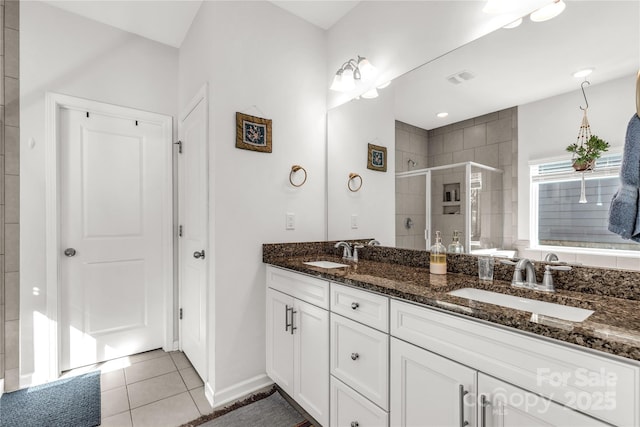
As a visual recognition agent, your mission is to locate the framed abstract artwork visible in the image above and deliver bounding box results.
[236,112,272,153]
[367,143,387,172]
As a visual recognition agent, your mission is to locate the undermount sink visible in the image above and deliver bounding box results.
[448,288,594,322]
[304,260,349,269]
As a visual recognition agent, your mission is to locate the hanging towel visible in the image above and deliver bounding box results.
[608,113,640,242]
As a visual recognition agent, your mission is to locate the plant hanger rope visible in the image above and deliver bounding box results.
[577,80,591,204]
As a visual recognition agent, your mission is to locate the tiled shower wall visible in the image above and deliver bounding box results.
[395,121,428,250]
[427,108,518,249]
[1,0,19,391]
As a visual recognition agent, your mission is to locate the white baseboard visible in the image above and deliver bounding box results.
[212,373,274,409]
[204,381,215,408]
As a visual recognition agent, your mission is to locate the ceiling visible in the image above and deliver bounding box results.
[393,1,640,130]
[44,0,359,48]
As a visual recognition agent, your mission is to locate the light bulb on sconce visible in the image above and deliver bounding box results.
[503,18,522,29]
[330,54,381,93]
[361,88,379,99]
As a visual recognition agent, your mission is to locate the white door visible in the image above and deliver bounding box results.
[178,91,208,381]
[60,106,170,371]
[266,288,295,395]
[391,337,477,427]
[294,299,329,427]
[478,374,609,427]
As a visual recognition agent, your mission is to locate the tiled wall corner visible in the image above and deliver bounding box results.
[428,107,518,249]
[2,0,18,391]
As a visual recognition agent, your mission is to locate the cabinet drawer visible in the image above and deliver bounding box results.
[331,314,389,410]
[267,265,329,309]
[331,376,388,427]
[391,299,640,427]
[331,283,389,332]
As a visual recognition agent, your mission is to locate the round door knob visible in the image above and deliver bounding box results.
[64,248,77,257]
[193,250,205,259]
[351,302,359,310]
[350,352,359,361]
[351,422,359,427]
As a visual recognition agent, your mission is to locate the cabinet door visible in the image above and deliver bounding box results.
[266,288,295,396]
[294,298,329,427]
[391,337,476,427]
[478,373,609,427]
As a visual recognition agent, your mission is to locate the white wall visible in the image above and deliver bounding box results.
[518,74,638,268]
[178,1,327,404]
[20,1,179,384]
[327,89,395,245]
[326,0,550,109]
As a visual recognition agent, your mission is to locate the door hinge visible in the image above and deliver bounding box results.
[180,308,183,320]
[179,225,183,237]
[174,140,183,154]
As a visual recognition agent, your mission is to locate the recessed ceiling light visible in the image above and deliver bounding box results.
[503,18,522,29]
[437,112,449,118]
[573,68,593,78]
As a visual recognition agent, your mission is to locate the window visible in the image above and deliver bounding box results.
[530,154,639,252]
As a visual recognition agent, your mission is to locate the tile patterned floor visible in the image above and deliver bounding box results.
[61,349,212,427]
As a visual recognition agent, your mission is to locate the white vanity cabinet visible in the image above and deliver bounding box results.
[390,299,639,427]
[390,337,476,427]
[266,265,639,427]
[266,266,329,426]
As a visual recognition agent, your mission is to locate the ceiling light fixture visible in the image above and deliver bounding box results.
[530,0,566,22]
[573,68,593,78]
[503,18,522,29]
[361,88,379,99]
[437,112,449,118]
[330,55,377,92]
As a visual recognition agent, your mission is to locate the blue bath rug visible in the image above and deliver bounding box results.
[0,371,101,427]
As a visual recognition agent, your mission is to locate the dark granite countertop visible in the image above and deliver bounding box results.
[265,253,640,363]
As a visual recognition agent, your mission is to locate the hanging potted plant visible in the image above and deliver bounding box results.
[566,135,610,171]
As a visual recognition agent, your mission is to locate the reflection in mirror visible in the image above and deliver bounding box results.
[396,162,506,254]
[327,1,639,267]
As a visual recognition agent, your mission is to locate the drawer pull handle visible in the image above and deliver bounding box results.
[459,385,469,427]
[351,422,359,427]
[351,302,360,310]
[350,352,359,361]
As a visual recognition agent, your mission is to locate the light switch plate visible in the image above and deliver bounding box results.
[286,213,295,230]
[351,214,358,229]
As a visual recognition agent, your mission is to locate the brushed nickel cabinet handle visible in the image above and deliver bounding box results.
[351,302,359,310]
[459,385,469,427]
[350,352,359,361]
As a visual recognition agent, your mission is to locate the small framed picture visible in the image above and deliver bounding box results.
[367,143,387,172]
[236,112,272,153]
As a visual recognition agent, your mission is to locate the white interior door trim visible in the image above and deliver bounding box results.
[45,92,174,380]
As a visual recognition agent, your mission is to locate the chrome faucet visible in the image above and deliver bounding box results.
[515,258,538,288]
[335,241,364,262]
[334,241,353,260]
[367,239,381,246]
[501,258,571,292]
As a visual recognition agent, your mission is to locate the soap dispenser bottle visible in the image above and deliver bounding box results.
[430,231,447,275]
[448,230,464,254]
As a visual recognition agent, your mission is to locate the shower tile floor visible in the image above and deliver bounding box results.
[61,349,212,427]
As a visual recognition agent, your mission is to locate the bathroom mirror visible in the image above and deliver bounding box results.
[327,1,639,260]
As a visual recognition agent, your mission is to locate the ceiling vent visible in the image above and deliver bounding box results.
[446,70,475,85]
